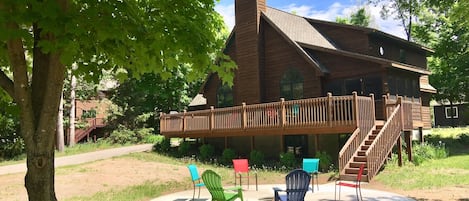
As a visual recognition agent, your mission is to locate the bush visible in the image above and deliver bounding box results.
[199,144,215,161]
[412,142,448,165]
[178,141,191,157]
[249,150,265,167]
[107,125,155,145]
[143,134,161,144]
[279,152,297,168]
[152,136,170,153]
[0,114,23,160]
[220,148,236,165]
[457,133,469,144]
[315,151,333,172]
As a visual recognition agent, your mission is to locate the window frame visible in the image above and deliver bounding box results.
[445,106,458,119]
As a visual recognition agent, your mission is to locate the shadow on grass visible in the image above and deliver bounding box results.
[425,133,469,156]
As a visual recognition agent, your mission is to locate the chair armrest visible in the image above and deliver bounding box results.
[226,186,242,191]
[272,187,285,192]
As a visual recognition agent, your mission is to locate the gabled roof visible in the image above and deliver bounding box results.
[264,7,336,50]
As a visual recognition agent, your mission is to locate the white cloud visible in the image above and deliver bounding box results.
[215,1,407,39]
[215,3,235,31]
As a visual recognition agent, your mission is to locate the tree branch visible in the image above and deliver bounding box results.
[0,70,14,97]
[6,21,35,146]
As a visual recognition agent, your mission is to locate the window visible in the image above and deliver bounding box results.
[445,107,458,119]
[217,84,233,108]
[399,49,406,63]
[280,68,303,100]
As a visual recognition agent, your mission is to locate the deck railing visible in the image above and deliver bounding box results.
[365,97,403,181]
[75,118,105,142]
[383,94,421,130]
[338,94,376,174]
[160,93,374,135]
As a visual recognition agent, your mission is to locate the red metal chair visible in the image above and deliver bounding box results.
[335,164,365,201]
[233,159,258,191]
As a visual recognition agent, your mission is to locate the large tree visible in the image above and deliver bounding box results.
[411,0,468,104]
[0,0,233,200]
[336,7,371,27]
[369,0,423,41]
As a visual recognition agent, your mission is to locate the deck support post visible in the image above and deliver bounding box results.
[314,134,319,154]
[397,134,403,167]
[418,127,424,144]
[405,131,413,162]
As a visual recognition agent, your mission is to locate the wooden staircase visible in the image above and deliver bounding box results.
[340,123,383,182]
[339,96,407,182]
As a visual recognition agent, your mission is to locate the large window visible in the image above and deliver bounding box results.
[217,84,233,108]
[280,68,304,100]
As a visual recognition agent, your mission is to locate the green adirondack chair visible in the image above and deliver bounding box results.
[201,170,244,201]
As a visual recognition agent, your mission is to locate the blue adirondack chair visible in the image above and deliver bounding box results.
[273,169,311,201]
[187,164,205,200]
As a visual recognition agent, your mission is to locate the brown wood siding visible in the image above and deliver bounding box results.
[262,22,322,102]
[369,36,427,68]
[204,74,220,108]
[311,23,369,54]
[312,50,383,80]
[421,93,432,128]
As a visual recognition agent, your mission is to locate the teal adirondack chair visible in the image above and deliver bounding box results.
[187,164,205,200]
[201,170,244,201]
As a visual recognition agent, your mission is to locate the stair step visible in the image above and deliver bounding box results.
[339,174,369,182]
[368,135,377,140]
[364,140,374,145]
[357,151,366,156]
[361,145,369,150]
[353,156,367,162]
[349,162,367,168]
[375,120,385,127]
[372,130,380,134]
[345,168,368,175]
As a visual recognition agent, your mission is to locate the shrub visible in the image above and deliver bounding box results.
[134,127,154,142]
[220,148,236,165]
[178,141,191,157]
[143,134,161,144]
[412,142,448,165]
[315,151,333,172]
[152,135,171,153]
[0,114,23,159]
[457,133,469,144]
[107,126,136,144]
[199,144,215,161]
[279,152,297,168]
[249,150,265,167]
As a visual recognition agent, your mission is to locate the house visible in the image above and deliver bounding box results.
[433,102,468,127]
[160,0,435,181]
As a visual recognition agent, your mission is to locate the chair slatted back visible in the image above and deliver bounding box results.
[285,169,311,201]
[202,170,226,200]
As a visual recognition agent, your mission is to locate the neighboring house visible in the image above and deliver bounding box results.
[72,96,111,143]
[433,102,468,127]
[160,0,436,181]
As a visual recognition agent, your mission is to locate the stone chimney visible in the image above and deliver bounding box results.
[234,0,266,104]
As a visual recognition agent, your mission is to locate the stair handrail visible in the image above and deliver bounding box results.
[365,99,403,181]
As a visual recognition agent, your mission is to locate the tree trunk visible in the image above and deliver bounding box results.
[57,92,65,152]
[69,71,77,146]
[25,147,57,201]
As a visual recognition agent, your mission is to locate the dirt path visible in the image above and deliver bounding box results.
[0,158,188,201]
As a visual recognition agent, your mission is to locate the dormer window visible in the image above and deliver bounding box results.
[379,46,384,56]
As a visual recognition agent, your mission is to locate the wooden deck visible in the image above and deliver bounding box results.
[160,93,424,182]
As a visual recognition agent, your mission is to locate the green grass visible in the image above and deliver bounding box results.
[375,154,469,190]
[375,126,469,190]
[65,181,185,201]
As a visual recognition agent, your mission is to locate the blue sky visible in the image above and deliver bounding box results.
[215,0,407,39]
